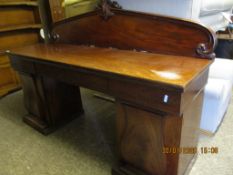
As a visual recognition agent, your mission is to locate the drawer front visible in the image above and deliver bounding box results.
[35,62,108,93]
[0,7,36,27]
[109,79,181,115]
[0,30,39,51]
[0,63,18,87]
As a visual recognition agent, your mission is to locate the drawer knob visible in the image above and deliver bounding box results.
[163,95,169,103]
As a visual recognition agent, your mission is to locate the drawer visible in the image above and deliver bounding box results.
[0,7,36,28]
[0,30,39,51]
[109,79,181,115]
[35,62,108,93]
[8,55,36,74]
[0,63,18,88]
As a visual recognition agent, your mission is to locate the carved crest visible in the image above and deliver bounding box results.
[98,0,122,20]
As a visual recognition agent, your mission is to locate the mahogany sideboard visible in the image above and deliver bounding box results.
[7,2,216,175]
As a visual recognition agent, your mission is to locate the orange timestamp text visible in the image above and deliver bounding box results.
[162,147,218,154]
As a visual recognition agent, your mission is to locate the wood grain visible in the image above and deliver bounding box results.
[0,30,39,51]
[0,53,20,95]
[178,90,204,174]
[9,45,210,174]
[115,89,204,175]
[20,73,84,135]
[0,62,18,88]
[0,24,42,33]
[0,0,41,97]
[9,43,212,89]
[7,7,215,175]
[52,9,216,59]
[0,6,37,27]
[48,0,65,23]
[0,1,38,7]
[116,102,177,175]
[0,30,39,96]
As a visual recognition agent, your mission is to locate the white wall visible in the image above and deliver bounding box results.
[115,0,195,19]
[115,0,233,31]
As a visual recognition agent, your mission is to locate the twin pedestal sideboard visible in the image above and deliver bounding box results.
[8,5,216,175]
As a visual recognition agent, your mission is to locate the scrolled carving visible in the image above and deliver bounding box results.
[196,43,215,60]
[108,0,122,9]
[50,32,60,41]
[98,0,122,20]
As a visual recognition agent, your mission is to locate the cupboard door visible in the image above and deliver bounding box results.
[0,59,20,96]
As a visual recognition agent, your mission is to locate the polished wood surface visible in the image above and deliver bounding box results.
[114,93,205,175]
[116,102,181,175]
[9,43,212,89]
[9,43,210,174]
[51,9,216,59]
[0,6,37,27]
[0,24,42,33]
[0,1,38,6]
[0,30,39,50]
[9,51,209,175]
[8,5,216,175]
[178,90,204,174]
[20,74,83,134]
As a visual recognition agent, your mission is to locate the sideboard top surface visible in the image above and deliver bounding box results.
[9,43,212,90]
